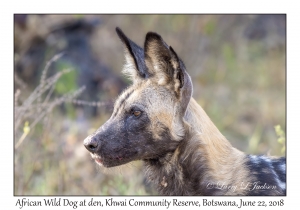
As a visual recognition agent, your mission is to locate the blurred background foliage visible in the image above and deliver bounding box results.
[14,14,286,195]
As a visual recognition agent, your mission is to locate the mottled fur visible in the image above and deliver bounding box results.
[83,28,286,195]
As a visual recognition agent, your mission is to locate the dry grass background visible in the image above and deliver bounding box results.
[14,14,285,195]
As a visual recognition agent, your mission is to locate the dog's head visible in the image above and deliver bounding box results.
[83,28,193,167]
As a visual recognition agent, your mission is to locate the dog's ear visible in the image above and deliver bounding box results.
[116,27,149,82]
[144,32,189,95]
[144,32,193,126]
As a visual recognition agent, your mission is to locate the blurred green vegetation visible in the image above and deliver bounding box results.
[55,61,79,95]
[14,14,285,195]
[275,125,286,154]
[55,61,79,119]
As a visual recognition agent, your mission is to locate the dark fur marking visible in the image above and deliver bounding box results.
[144,132,227,196]
[245,155,286,195]
[271,157,286,183]
[112,89,134,118]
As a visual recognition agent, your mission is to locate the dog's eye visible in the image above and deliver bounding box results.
[133,110,141,117]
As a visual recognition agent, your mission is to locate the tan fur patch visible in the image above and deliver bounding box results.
[185,98,251,195]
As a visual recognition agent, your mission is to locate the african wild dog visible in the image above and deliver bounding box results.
[83,28,286,195]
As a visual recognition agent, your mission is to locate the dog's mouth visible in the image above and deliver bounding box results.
[90,153,130,167]
[91,154,104,166]
[94,157,103,165]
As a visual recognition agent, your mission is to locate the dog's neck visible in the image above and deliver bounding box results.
[144,98,249,195]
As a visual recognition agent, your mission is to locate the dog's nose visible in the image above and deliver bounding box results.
[83,136,100,152]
